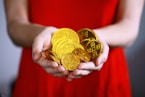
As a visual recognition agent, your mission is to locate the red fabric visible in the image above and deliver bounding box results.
[13,0,132,97]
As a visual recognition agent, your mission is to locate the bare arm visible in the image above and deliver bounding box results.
[5,0,144,47]
[4,0,48,47]
[67,0,144,80]
[4,0,68,77]
[94,0,144,47]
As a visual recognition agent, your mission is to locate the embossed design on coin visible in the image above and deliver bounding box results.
[61,53,80,71]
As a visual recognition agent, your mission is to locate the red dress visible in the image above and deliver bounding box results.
[13,0,132,97]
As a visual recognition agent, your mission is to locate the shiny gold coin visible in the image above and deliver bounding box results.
[80,38,95,48]
[73,48,91,62]
[52,38,69,53]
[77,28,97,41]
[53,40,76,57]
[53,39,84,58]
[85,40,103,59]
[61,53,80,71]
[49,54,61,65]
[43,49,51,60]
[52,28,80,46]
[44,50,61,64]
[52,37,68,47]
[52,35,78,48]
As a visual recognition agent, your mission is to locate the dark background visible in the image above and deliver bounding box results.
[125,3,145,97]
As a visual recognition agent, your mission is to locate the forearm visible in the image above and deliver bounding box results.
[94,0,144,47]
[4,0,46,47]
[7,22,46,47]
[94,20,139,47]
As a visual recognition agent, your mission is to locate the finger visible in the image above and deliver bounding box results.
[55,65,67,72]
[68,69,91,79]
[44,67,58,74]
[95,54,106,66]
[46,60,58,67]
[78,62,98,70]
[95,40,109,66]
[66,75,81,81]
[66,78,73,81]
[78,61,104,71]
[45,67,68,77]
[55,65,69,76]
[96,63,104,71]
[38,58,58,68]
[73,69,91,76]
[53,72,68,77]
[47,26,58,32]
[32,37,43,61]
[42,43,52,51]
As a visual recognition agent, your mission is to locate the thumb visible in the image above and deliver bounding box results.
[32,38,43,62]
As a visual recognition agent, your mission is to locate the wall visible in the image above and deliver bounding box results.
[0,0,21,97]
[125,3,145,97]
[0,0,145,97]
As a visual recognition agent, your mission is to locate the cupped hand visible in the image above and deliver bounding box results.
[66,62,95,81]
[93,29,109,70]
[32,26,69,77]
[67,29,109,81]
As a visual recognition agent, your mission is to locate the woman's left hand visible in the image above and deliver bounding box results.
[67,30,109,81]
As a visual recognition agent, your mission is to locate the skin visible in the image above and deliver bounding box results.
[4,0,144,81]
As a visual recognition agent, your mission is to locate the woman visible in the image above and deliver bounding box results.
[4,0,144,97]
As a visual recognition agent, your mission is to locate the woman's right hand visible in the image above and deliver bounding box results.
[32,26,69,77]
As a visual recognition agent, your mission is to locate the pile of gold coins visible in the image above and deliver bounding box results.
[44,28,103,71]
[77,28,103,59]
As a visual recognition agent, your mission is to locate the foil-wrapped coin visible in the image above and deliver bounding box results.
[73,48,91,62]
[49,50,61,64]
[52,28,80,45]
[44,28,103,71]
[86,40,103,59]
[77,28,97,41]
[61,53,80,71]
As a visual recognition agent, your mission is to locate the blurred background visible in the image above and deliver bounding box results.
[0,0,145,97]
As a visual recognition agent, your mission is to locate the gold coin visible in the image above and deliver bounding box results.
[46,50,61,64]
[53,40,76,57]
[52,38,69,53]
[80,38,92,48]
[46,27,104,71]
[52,37,68,47]
[61,53,80,71]
[73,48,91,62]
[77,28,97,41]
[53,39,84,58]
[86,40,103,59]
[49,54,61,65]
[43,49,51,60]
[52,28,80,45]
